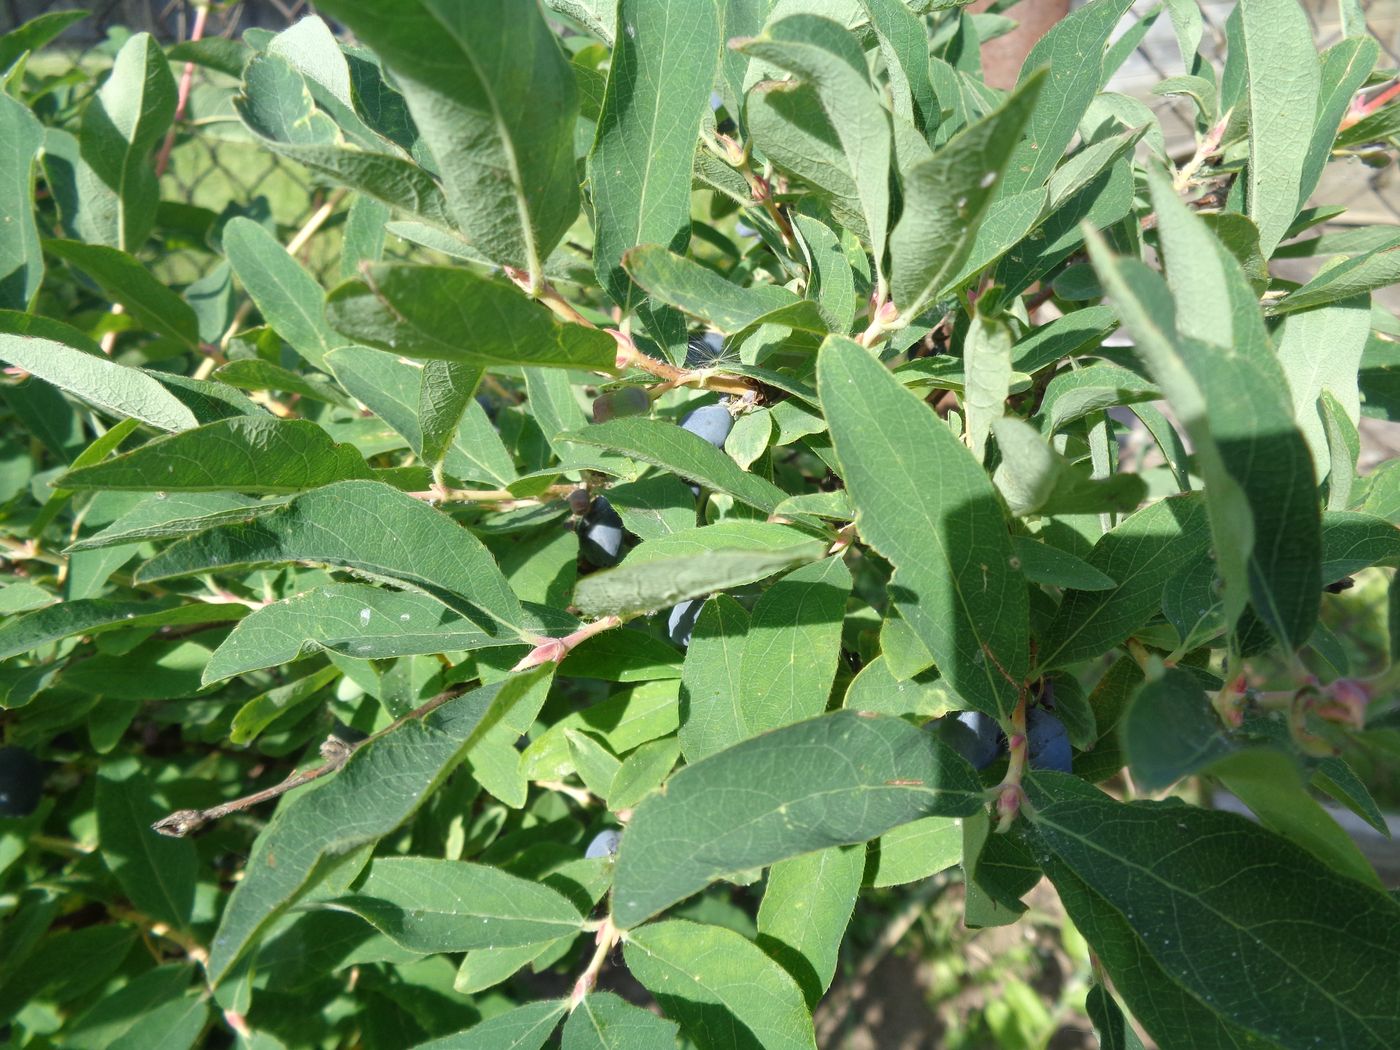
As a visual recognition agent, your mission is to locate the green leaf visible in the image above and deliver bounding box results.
[1270,243,1400,315]
[819,336,1027,718]
[867,815,964,887]
[1320,510,1400,581]
[138,480,530,639]
[1321,392,1360,511]
[562,991,680,1050]
[573,541,827,618]
[1088,186,1322,653]
[1276,295,1370,483]
[0,598,245,661]
[0,10,89,71]
[75,32,176,251]
[734,554,851,738]
[756,845,862,1008]
[329,857,585,952]
[678,594,750,761]
[858,0,938,138]
[1010,536,1115,591]
[1040,495,1211,669]
[963,310,1013,462]
[622,244,808,332]
[235,52,455,230]
[213,358,352,408]
[889,71,1044,316]
[613,709,983,927]
[521,678,680,780]
[1209,749,1382,889]
[419,361,483,473]
[739,15,891,290]
[1028,794,1260,1050]
[64,492,278,552]
[415,1000,567,1050]
[60,965,197,1050]
[325,264,617,371]
[562,418,789,513]
[326,347,514,486]
[0,334,200,432]
[1120,667,1234,792]
[42,240,199,348]
[1238,0,1321,256]
[588,0,720,309]
[1035,362,1156,436]
[203,582,556,684]
[0,94,43,311]
[96,758,198,931]
[1001,0,1135,195]
[605,474,698,540]
[315,0,579,278]
[745,81,866,242]
[222,217,342,370]
[1033,794,1400,1050]
[57,417,370,494]
[230,666,340,745]
[624,920,817,1050]
[206,668,551,983]
[1300,37,1379,207]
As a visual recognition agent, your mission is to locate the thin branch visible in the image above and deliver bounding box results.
[571,915,621,1009]
[154,3,209,179]
[152,686,467,837]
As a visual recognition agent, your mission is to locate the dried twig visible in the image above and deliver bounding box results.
[152,685,466,837]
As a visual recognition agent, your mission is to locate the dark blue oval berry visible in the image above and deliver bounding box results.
[666,598,704,648]
[1026,707,1072,773]
[579,497,625,567]
[680,404,733,449]
[936,710,1002,770]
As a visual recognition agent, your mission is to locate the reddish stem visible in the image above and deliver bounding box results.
[154,4,208,178]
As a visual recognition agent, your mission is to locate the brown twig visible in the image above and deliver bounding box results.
[501,267,754,396]
[152,686,466,837]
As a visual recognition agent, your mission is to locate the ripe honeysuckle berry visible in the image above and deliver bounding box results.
[591,385,650,423]
[936,711,1002,770]
[0,746,43,818]
[680,404,733,449]
[1026,707,1072,772]
[579,497,624,568]
[666,598,704,648]
[585,828,621,859]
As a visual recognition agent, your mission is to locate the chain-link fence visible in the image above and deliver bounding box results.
[3,1,338,283]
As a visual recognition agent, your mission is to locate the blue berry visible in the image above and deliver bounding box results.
[579,497,624,567]
[666,598,704,647]
[1027,707,1072,772]
[937,710,1002,770]
[680,404,733,449]
[585,828,621,859]
[0,747,43,817]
